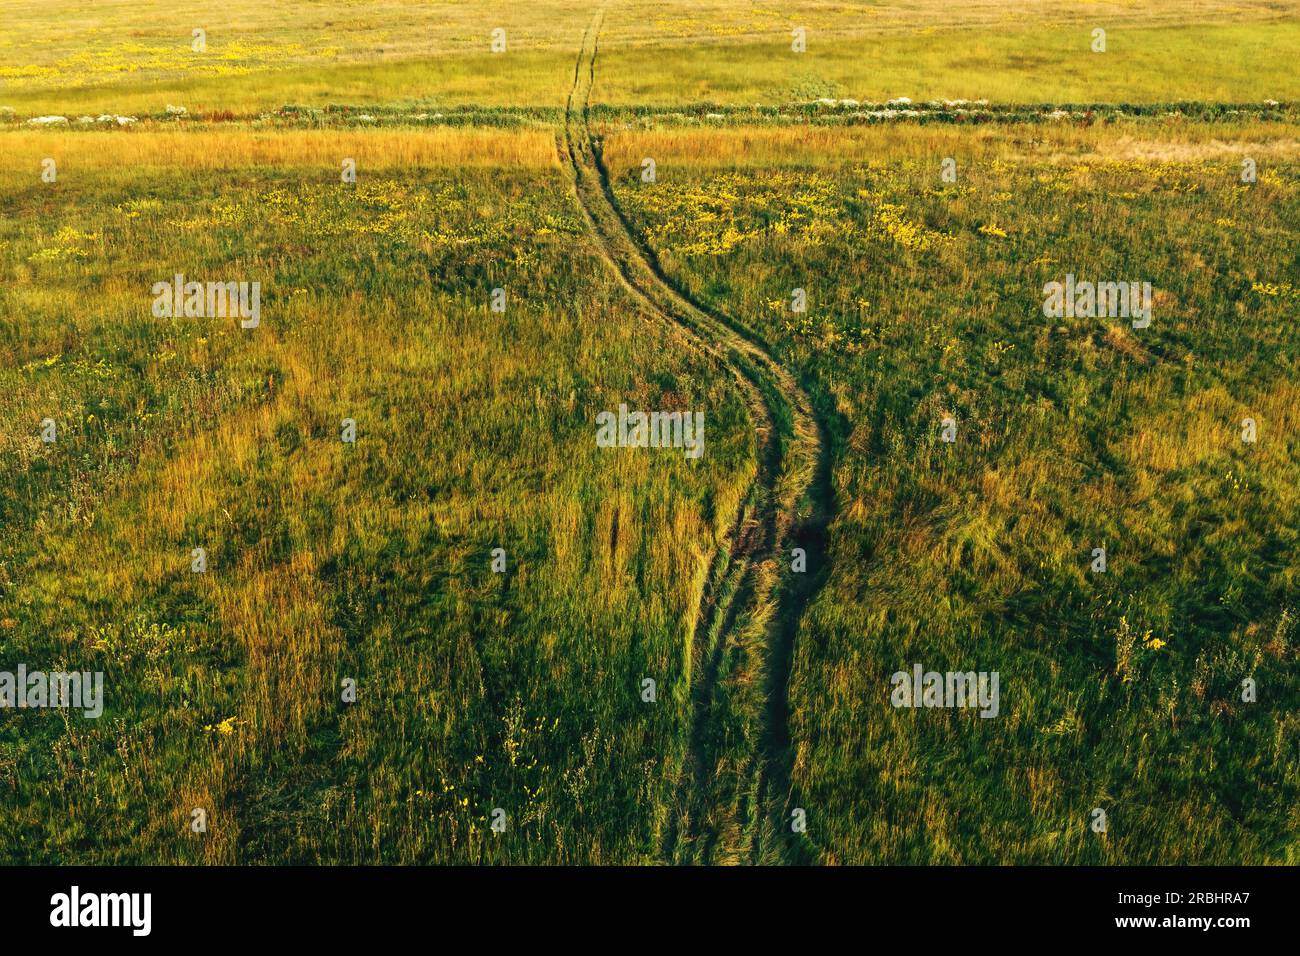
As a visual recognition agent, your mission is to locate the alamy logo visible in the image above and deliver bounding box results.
[890,664,1000,718]
[0,665,103,718]
[1042,274,1152,328]
[152,273,260,328]
[50,886,151,936]
[596,404,705,459]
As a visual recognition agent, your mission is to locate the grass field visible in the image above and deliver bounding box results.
[0,0,1296,865]
[0,139,762,862]
[604,119,1300,863]
[2,0,1297,115]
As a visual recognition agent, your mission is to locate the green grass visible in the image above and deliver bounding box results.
[0,149,756,862]
[594,21,1300,106]
[1,0,1297,865]
[605,119,1300,863]
[1,1,1295,115]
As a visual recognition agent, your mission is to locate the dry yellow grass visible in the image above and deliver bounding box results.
[1120,381,1300,476]
[601,122,1300,171]
[0,128,559,173]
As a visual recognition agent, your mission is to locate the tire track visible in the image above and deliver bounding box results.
[559,10,833,865]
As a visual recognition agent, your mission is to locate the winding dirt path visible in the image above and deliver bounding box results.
[559,10,833,865]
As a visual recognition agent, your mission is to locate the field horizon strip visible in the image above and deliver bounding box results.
[2,2,1297,115]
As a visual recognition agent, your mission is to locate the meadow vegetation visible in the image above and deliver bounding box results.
[0,0,1296,864]
[0,135,757,862]
[604,118,1300,862]
[1,0,1295,115]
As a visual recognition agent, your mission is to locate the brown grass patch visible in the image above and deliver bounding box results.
[0,128,558,173]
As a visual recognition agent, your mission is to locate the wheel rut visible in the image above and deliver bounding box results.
[558,9,834,865]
